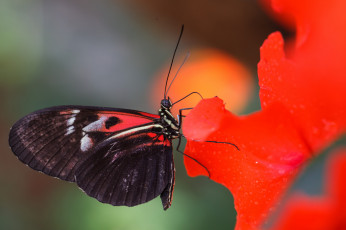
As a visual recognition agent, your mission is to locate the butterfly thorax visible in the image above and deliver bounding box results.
[159,99,180,139]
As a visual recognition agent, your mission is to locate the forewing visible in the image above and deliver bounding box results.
[75,125,175,209]
[9,105,159,182]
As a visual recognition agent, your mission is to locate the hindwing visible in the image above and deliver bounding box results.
[76,125,174,209]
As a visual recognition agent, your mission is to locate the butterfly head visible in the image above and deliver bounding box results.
[161,98,172,109]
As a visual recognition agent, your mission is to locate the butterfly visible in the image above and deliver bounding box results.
[8,26,239,211]
[8,26,191,211]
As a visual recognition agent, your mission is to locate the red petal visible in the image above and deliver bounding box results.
[270,195,334,230]
[258,0,346,152]
[270,149,346,229]
[183,97,311,229]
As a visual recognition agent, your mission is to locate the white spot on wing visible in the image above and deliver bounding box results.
[67,116,76,126]
[65,126,74,135]
[65,110,79,135]
[81,134,93,152]
[83,116,108,132]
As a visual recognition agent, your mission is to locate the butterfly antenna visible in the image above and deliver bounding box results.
[166,51,190,97]
[164,25,184,99]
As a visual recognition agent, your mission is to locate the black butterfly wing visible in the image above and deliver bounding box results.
[75,124,175,210]
[8,105,159,182]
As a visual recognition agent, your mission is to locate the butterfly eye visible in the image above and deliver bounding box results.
[161,99,172,109]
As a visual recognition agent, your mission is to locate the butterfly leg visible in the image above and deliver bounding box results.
[192,139,240,151]
[176,135,211,178]
[177,107,193,128]
[172,91,203,106]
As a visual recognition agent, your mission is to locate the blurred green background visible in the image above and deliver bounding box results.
[0,0,285,229]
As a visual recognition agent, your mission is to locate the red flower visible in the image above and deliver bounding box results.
[183,97,311,229]
[270,150,346,230]
[182,0,346,229]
